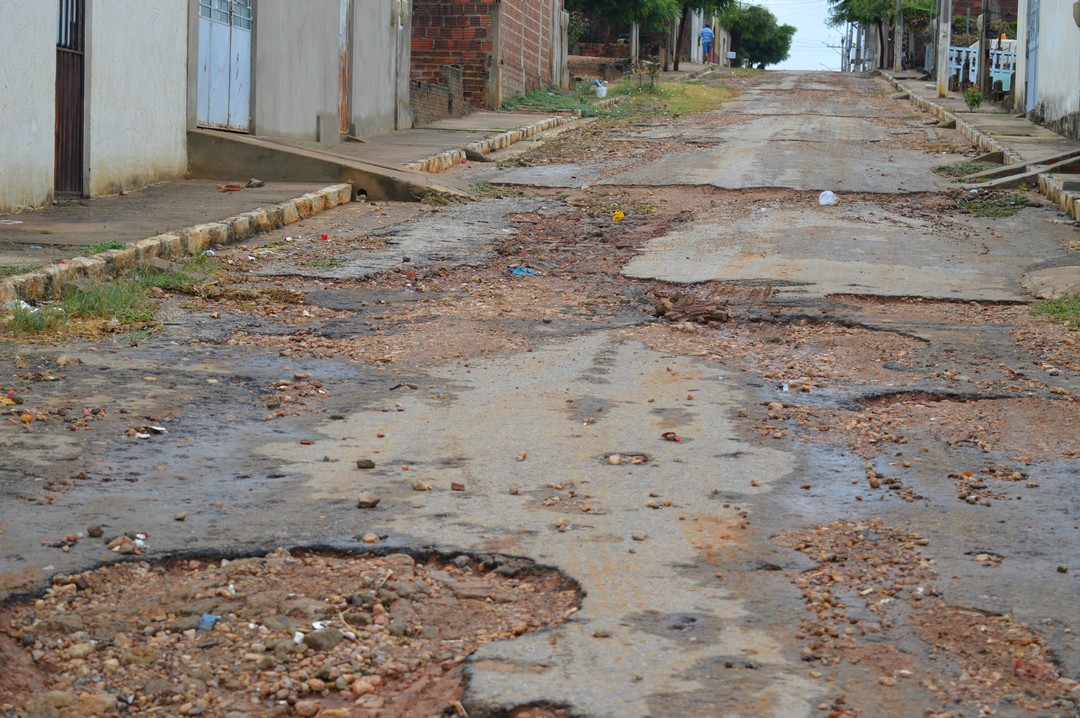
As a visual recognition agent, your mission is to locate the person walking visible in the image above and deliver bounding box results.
[700,25,714,64]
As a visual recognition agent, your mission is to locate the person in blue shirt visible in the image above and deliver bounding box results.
[700,25,714,63]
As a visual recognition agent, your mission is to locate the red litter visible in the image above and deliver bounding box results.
[320,233,329,240]
[661,432,680,442]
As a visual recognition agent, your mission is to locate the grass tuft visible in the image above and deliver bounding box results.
[0,264,42,280]
[3,305,68,334]
[955,191,1031,218]
[58,279,155,324]
[1031,295,1080,329]
[933,160,992,178]
[83,240,126,255]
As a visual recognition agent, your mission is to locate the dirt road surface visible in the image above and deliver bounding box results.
[2,71,1078,717]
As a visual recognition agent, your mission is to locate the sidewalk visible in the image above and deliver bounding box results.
[881,71,1080,298]
[884,71,1080,215]
[0,110,583,303]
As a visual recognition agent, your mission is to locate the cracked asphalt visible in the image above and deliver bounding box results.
[2,71,1079,717]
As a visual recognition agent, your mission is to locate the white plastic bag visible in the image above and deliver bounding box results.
[818,191,839,206]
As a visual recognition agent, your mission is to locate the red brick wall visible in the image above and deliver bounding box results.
[498,0,556,100]
[411,0,497,109]
[411,0,559,110]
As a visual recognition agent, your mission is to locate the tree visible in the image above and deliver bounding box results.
[720,4,796,68]
[564,0,681,31]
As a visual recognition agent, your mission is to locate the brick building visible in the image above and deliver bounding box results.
[411,0,568,122]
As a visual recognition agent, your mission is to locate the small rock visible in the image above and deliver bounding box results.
[174,512,187,522]
[509,484,520,495]
[411,480,432,491]
[356,494,380,509]
[20,633,35,647]
[87,525,104,538]
[355,459,376,470]
[361,533,380,544]
[294,700,320,717]
[879,676,896,686]
[607,454,623,465]
[451,482,465,491]
[1058,566,1069,574]
[350,678,375,697]
[303,628,344,653]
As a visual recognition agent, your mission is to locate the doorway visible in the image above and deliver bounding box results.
[196,0,252,132]
[55,0,85,197]
[1024,0,1039,113]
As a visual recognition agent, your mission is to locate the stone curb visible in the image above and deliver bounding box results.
[0,183,353,305]
[879,72,1024,165]
[404,116,571,173]
[1038,174,1080,221]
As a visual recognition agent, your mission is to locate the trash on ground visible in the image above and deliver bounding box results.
[661,432,681,442]
[818,190,840,206]
[3,299,38,314]
[612,211,625,222]
[509,265,541,277]
[245,178,265,188]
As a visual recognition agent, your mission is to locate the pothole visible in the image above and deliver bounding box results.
[0,548,581,717]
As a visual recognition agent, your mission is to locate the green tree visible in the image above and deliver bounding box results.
[720,4,796,68]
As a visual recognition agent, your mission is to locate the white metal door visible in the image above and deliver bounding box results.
[197,0,252,132]
[1025,0,1039,112]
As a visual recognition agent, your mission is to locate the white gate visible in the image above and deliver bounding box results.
[197,0,252,132]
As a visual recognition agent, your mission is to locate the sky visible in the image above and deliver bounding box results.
[752,0,847,71]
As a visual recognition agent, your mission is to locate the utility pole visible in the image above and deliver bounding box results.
[936,0,953,97]
[845,22,853,72]
[893,0,904,71]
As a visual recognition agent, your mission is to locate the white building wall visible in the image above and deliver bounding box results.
[1014,0,1028,113]
[351,0,411,137]
[690,11,704,63]
[254,0,340,139]
[0,3,58,213]
[1032,3,1080,139]
[85,1,188,196]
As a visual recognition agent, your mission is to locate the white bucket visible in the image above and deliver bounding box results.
[596,85,607,98]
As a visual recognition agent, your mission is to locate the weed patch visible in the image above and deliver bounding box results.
[59,279,155,324]
[82,240,126,255]
[0,264,42,280]
[955,191,1032,218]
[1032,295,1080,329]
[2,305,68,334]
[933,160,992,178]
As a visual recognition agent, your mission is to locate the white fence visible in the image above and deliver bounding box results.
[948,45,1017,91]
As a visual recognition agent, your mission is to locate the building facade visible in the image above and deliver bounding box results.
[411,0,568,114]
[0,0,188,213]
[1014,0,1080,140]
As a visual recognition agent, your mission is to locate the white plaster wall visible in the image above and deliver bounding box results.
[0,3,58,212]
[1014,0,1027,113]
[254,0,340,139]
[85,1,188,196]
[352,0,410,136]
[690,11,704,63]
[1034,4,1080,129]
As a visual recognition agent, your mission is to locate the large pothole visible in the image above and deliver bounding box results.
[0,549,581,717]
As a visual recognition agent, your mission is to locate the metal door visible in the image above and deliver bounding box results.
[197,0,252,131]
[1025,0,1039,112]
[55,0,85,196]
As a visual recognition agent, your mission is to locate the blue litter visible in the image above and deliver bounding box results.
[197,614,218,632]
[509,266,540,277]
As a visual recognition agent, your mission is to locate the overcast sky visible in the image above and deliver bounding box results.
[752,0,847,71]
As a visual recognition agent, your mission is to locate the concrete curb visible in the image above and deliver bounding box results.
[404,116,571,173]
[0,183,353,305]
[1038,174,1080,221]
[879,72,1024,165]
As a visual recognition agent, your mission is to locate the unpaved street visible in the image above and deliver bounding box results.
[2,71,1079,717]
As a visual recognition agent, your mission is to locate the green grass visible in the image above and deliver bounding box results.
[82,240,127,255]
[3,305,68,334]
[502,85,602,116]
[955,191,1031,217]
[1031,295,1080,329]
[58,279,155,324]
[0,264,42,280]
[607,80,735,116]
[933,160,992,178]
[131,267,200,293]
[301,258,342,269]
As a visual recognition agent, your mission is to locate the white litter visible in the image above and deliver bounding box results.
[3,299,37,313]
[818,190,840,206]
